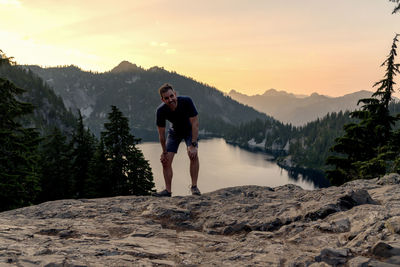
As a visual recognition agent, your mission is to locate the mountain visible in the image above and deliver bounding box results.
[228,89,375,126]
[25,62,270,140]
[110,61,144,73]
[0,63,76,134]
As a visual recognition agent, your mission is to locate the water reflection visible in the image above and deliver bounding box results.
[138,138,329,196]
[286,168,330,188]
[229,141,330,188]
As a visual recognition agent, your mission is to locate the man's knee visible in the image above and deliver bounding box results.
[163,153,174,167]
[162,161,171,168]
[188,154,199,162]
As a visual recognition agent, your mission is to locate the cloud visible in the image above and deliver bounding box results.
[150,41,169,47]
[150,41,176,54]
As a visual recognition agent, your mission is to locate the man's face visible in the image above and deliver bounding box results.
[161,89,177,110]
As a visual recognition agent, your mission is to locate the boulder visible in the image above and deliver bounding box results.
[385,216,400,234]
[371,242,400,258]
[315,248,351,266]
[377,173,400,185]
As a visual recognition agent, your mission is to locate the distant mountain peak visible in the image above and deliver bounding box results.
[341,90,373,98]
[262,88,296,98]
[263,88,278,95]
[228,89,245,96]
[110,61,142,73]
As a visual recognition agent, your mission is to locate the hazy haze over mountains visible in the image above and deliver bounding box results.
[228,89,376,126]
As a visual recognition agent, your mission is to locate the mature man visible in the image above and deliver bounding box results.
[153,83,200,197]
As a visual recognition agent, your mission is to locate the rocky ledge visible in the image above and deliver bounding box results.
[2,174,400,266]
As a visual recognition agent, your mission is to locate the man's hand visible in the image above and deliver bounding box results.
[187,146,198,160]
[160,152,168,164]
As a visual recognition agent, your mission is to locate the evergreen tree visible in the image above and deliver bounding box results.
[326,34,400,185]
[37,127,73,202]
[125,144,156,195]
[0,52,41,211]
[285,111,354,170]
[0,49,14,66]
[86,138,111,197]
[101,105,154,196]
[388,128,400,172]
[70,111,96,197]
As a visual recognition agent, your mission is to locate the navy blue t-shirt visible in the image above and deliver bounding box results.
[156,96,198,136]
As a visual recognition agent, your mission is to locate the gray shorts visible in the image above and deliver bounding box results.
[166,129,196,153]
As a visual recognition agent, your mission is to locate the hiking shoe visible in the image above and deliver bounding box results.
[191,185,201,196]
[152,189,171,197]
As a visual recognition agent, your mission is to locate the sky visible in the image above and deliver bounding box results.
[1,0,399,97]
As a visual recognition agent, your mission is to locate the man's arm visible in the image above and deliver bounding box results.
[189,115,199,145]
[157,126,167,153]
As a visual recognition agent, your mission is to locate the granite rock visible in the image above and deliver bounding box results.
[377,173,400,185]
[1,175,400,266]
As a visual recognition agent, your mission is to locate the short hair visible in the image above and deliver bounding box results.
[158,83,174,97]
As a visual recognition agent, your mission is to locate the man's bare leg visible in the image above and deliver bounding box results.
[190,155,199,187]
[162,152,175,192]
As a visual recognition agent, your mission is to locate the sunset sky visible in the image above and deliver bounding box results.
[1,0,399,97]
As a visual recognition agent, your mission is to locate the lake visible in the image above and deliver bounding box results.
[138,138,328,196]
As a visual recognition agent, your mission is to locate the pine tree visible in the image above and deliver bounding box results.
[37,127,74,202]
[101,105,154,196]
[0,49,14,66]
[125,145,156,195]
[326,34,400,185]
[86,138,111,197]
[0,52,41,211]
[70,111,96,197]
[388,129,400,172]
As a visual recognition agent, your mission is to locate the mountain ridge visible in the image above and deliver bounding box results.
[231,88,373,99]
[25,63,271,140]
[0,64,76,134]
[228,89,376,126]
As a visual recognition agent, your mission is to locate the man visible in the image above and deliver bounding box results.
[153,83,201,197]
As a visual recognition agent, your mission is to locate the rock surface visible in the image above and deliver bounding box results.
[2,175,400,266]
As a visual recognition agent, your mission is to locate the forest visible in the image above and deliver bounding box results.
[0,52,155,211]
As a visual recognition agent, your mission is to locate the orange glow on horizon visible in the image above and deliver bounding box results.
[0,0,399,98]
